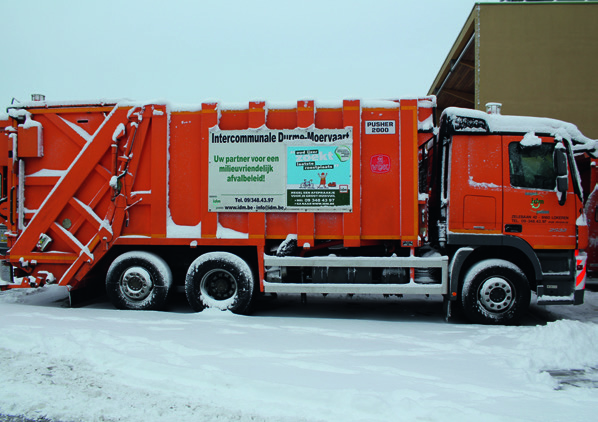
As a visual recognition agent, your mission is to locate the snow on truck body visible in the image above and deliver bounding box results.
[0,97,592,324]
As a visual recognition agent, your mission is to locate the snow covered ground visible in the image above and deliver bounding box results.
[1,286,597,422]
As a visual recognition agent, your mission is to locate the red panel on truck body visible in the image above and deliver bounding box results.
[0,99,429,290]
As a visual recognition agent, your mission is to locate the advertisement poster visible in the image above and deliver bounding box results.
[208,127,352,212]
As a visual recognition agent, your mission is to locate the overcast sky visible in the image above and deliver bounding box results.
[1,0,495,107]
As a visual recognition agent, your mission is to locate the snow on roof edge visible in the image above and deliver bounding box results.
[8,96,438,113]
[9,98,126,109]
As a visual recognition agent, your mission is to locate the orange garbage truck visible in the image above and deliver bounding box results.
[0,97,593,324]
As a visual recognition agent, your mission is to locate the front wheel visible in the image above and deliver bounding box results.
[185,252,254,314]
[460,259,530,325]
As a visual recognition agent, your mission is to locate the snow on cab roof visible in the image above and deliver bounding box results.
[443,107,597,156]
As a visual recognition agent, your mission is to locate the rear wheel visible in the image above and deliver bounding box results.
[106,251,172,310]
[185,252,254,314]
[460,259,530,325]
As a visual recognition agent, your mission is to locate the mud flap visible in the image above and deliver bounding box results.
[443,295,452,322]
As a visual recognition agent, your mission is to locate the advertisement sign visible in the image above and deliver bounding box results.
[208,127,352,212]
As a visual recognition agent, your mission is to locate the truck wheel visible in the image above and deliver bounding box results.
[185,252,254,314]
[106,251,172,310]
[460,259,530,325]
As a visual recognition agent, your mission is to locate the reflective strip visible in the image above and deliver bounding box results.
[575,250,587,290]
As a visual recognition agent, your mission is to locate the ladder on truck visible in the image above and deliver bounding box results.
[5,104,161,290]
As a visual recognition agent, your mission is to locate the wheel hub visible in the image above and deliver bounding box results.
[201,269,237,301]
[120,267,153,301]
[479,277,514,313]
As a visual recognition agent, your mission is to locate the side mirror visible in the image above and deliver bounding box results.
[554,146,568,205]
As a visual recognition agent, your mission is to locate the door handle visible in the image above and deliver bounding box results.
[505,224,522,233]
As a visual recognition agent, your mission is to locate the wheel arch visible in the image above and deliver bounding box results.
[449,240,542,300]
[105,244,262,283]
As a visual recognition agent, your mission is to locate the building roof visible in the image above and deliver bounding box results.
[428,1,598,121]
[428,5,477,113]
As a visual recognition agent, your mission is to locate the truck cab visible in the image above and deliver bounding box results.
[423,106,590,323]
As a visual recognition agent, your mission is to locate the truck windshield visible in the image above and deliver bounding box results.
[509,142,556,190]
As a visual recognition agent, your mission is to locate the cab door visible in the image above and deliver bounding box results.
[447,134,503,235]
[502,135,577,249]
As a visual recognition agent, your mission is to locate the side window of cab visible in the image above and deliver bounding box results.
[508,142,556,190]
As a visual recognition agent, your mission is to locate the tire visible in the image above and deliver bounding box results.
[460,259,530,325]
[185,252,254,314]
[106,251,173,310]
